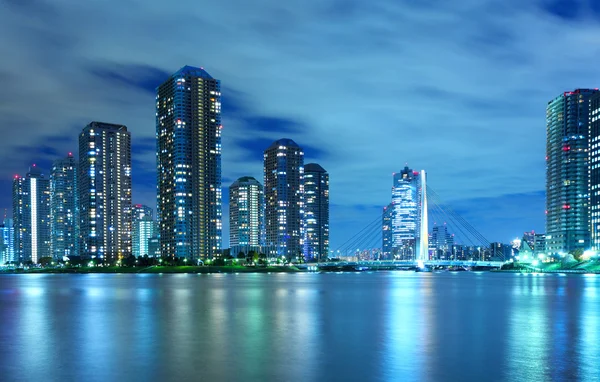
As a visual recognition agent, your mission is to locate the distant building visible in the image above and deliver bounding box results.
[522,231,535,250]
[431,223,454,259]
[79,122,132,262]
[132,216,155,257]
[229,176,264,249]
[546,89,599,253]
[13,166,51,263]
[0,218,15,264]
[50,153,79,259]
[304,163,329,261]
[147,237,161,258]
[264,138,304,259]
[534,233,546,255]
[132,204,153,222]
[490,242,512,261]
[156,65,222,260]
[381,203,393,259]
[131,205,155,258]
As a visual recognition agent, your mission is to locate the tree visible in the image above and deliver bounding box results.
[237,251,246,259]
[39,257,53,266]
[570,248,585,262]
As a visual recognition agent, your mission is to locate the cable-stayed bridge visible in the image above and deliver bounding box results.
[332,183,504,268]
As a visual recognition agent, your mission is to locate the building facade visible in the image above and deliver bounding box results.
[546,89,599,254]
[390,166,421,259]
[382,203,393,259]
[132,216,155,258]
[589,92,600,250]
[0,218,15,264]
[534,233,546,255]
[78,122,132,262]
[50,153,78,259]
[303,163,329,261]
[156,66,222,260]
[229,176,264,249]
[13,166,51,263]
[430,223,454,259]
[264,138,304,259]
[132,204,153,222]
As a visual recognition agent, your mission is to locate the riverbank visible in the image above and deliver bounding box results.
[0,265,302,274]
[495,260,600,274]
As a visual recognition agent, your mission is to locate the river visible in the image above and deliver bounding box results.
[0,272,598,381]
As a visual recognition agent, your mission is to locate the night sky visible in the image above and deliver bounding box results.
[1,0,598,249]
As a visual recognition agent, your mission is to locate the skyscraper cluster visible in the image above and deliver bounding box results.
[2,65,330,265]
[546,88,600,254]
[229,139,330,261]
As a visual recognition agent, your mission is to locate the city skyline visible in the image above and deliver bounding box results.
[6,2,600,248]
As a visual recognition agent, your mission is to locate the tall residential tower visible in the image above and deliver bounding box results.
[264,138,304,259]
[50,153,78,259]
[13,166,51,263]
[156,66,222,260]
[229,176,265,250]
[79,122,132,262]
[546,89,599,253]
[304,163,329,261]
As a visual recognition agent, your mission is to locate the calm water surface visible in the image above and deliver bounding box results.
[0,272,598,382]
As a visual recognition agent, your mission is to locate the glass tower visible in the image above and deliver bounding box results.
[156,66,222,260]
[78,122,132,262]
[391,166,420,259]
[13,166,51,264]
[229,176,265,248]
[264,138,304,259]
[50,153,79,259]
[303,163,329,261]
[546,89,599,253]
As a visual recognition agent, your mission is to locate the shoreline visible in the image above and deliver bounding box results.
[2,265,600,275]
[0,265,303,275]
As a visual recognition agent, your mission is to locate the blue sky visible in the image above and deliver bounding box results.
[1,0,598,248]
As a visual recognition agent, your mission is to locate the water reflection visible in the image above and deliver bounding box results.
[0,273,599,382]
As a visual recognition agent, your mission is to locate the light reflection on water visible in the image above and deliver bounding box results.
[0,273,598,382]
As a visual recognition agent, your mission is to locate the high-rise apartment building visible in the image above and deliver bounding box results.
[264,138,304,259]
[13,166,51,263]
[229,176,264,248]
[156,66,222,260]
[589,92,600,250]
[50,153,78,259]
[131,204,155,258]
[546,89,599,254]
[132,204,153,222]
[391,166,421,259]
[132,216,155,257]
[79,122,132,262]
[304,163,329,261]
[0,218,15,264]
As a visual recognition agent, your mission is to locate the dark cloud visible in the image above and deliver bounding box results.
[88,63,171,95]
[541,0,582,20]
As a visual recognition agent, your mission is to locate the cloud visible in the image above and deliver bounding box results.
[1,0,598,246]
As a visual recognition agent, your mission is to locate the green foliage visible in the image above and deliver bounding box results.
[38,257,53,266]
[570,248,585,262]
